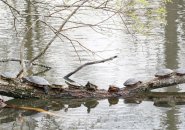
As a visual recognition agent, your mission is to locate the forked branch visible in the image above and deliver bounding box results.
[64,56,117,82]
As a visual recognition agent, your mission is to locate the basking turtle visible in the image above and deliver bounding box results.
[175,68,185,76]
[155,69,173,78]
[123,78,142,88]
[85,82,98,91]
[108,85,120,93]
[22,76,50,94]
[0,72,16,80]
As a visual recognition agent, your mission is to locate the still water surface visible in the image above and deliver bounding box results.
[0,0,185,129]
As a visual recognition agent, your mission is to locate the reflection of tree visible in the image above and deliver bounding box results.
[1,0,169,77]
[123,0,167,35]
[24,0,44,75]
[164,1,180,130]
[164,1,179,69]
[12,113,37,130]
[39,114,60,130]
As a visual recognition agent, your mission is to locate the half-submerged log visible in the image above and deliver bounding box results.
[0,73,185,99]
[126,74,185,96]
[1,55,185,99]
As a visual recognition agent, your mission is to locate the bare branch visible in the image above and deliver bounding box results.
[64,55,117,82]
[16,0,89,77]
[0,58,51,69]
[0,0,20,14]
[29,0,89,64]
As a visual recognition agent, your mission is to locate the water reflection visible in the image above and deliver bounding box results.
[108,97,119,106]
[0,97,181,129]
[164,1,180,130]
[1,0,185,129]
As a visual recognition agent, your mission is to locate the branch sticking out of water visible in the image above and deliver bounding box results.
[64,55,117,82]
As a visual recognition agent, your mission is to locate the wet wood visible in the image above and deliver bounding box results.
[0,74,185,99]
[64,55,118,82]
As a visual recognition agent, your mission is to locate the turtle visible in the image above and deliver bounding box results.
[155,68,173,78]
[0,72,16,80]
[108,85,120,93]
[175,68,185,76]
[85,82,98,91]
[123,78,142,88]
[22,76,50,94]
[0,72,18,84]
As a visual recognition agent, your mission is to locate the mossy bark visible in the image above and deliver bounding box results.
[0,74,185,99]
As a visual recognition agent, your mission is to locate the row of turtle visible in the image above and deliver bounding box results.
[123,68,185,88]
[1,68,185,94]
[0,72,96,94]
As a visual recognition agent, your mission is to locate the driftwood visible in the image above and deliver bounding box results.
[64,55,118,82]
[0,73,185,99]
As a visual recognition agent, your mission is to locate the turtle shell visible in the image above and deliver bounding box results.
[175,68,185,76]
[123,78,141,86]
[155,69,173,78]
[23,76,50,86]
[0,72,16,79]
[85,82,98,91]
[108,85,120,93]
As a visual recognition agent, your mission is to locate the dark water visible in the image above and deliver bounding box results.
[0,0,185,129]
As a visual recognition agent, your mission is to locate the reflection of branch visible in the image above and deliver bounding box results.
[119,14,138,42]
[64,55,117,82]
[0,0,20,14]
[0,58,51,69]
[29,0,88,63]
[17,0,89,77]
[33,68,51,76]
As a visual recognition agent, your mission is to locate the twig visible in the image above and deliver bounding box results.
[16,0,89,77]
[0,58,51,69]
[64,55,117,82]
[0,0,20,14]
[16,0,88,78]
[29,0,88,63]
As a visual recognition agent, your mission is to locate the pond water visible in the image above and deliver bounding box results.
[0,0,185,129]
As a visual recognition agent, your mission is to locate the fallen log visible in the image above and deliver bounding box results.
[126,74,185,96]
[0,73,185,99]
[1,55,185,99]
